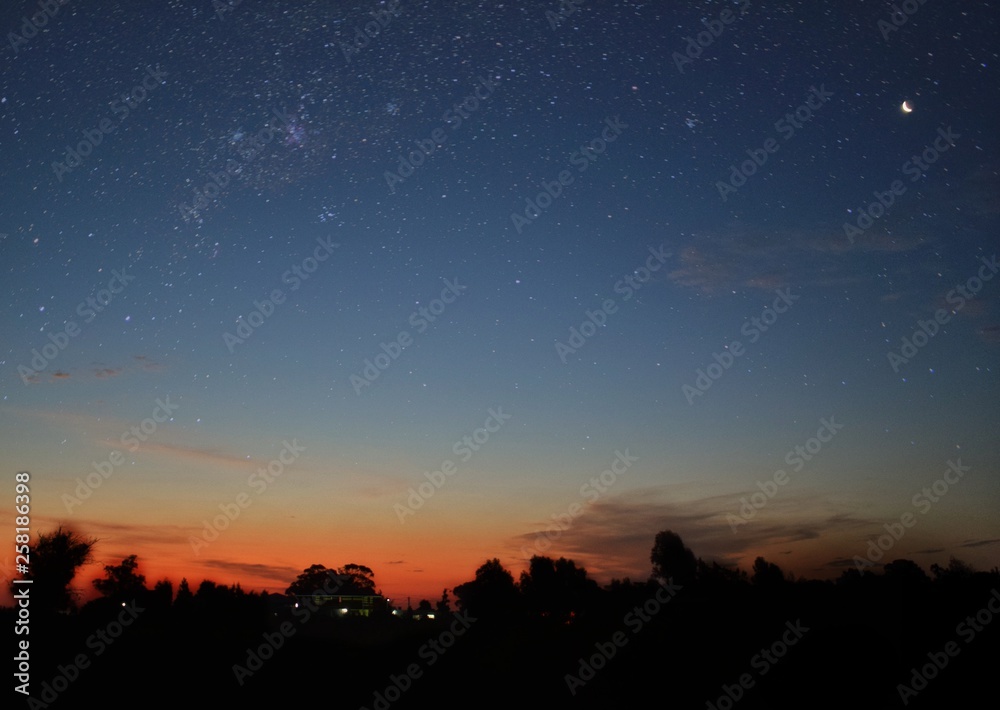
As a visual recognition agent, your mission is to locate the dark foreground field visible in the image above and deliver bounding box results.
[9,573,997,709]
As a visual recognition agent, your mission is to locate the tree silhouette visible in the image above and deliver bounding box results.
[931,557,976,582]
[93,554,148,602]
[696,559,749,589]
[14,526,96,613]
[519,555,599,622]
[437,588,451,614]
[751,556,785,587]
[340,563,377,594]
[152,578,173,609]
[519,556,557,617]
[285,563,376,596]
[650,530,697,586]
[196,579,219,598]
[883,559,930,586]
[175,577,193,609]
[286,564,336,595]
[836,567,868,585]
[453,558,519,618]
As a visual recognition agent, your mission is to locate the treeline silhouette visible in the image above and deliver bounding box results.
[6,527,996,708]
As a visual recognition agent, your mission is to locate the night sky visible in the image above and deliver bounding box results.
[1,0,997,606]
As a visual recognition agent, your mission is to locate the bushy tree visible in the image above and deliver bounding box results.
[931,557,975,582]
[340,563,377,594]
[175,578,194,608]
[152,579,173,608]
[697,559,749,588]
[650,530,697,586]
[751,556,785,587]
[286,564,333,595]
[453,558,519,618]
[286,563,378,596]
[14,526,96,613]
[883,559,930,586]
[436,588,451,614]
[519,556,600,622]
[93,555,147,601]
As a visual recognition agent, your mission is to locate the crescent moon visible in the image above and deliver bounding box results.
[901,101,913,113]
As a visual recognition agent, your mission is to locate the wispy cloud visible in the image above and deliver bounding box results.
[958,538,1000,549]
[978,325,1000,344]
[21,518,192,564]
[138,442,252,468]
[506,485,874,581]
[667,244,745,294]
[134,355,166,372]
[202,559,301,583]
[29,356,165,384]
[666,227,933,295]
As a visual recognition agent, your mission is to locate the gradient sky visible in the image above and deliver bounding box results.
[2,0,998,607]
